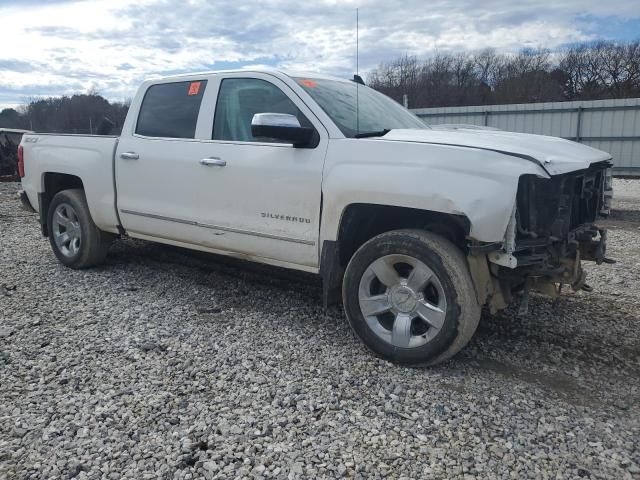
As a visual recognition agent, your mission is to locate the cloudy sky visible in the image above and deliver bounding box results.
[1,0,639,110]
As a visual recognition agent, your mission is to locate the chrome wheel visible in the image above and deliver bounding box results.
[51,203,82,257]
[358,254,447,349]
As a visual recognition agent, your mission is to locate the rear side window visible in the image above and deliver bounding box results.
[136,80,207,138]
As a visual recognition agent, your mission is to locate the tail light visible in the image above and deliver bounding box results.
[17,145,24,178]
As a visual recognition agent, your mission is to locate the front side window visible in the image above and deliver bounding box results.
[213,78,312,142]
[136,80,207,138]
[294,77,426,138]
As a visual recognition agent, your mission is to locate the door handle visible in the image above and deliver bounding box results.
[200,157,226,167]
[120,152,139,160]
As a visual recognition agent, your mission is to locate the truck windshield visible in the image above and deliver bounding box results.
[293,77,427,138]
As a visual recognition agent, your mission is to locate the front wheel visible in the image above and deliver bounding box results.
[47,189,113,269]
[342,229,481,366]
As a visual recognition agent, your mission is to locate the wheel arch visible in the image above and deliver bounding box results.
[39,172,85,236]
[320,202,471,308]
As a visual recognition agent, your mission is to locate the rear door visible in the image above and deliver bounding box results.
[115,78,211,245]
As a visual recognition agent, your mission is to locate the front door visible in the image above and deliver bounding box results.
[195,74,328,268]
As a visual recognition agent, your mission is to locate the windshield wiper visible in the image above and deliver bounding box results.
[354,129,390,139]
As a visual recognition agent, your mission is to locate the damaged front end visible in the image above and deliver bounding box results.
[469,161,614,313]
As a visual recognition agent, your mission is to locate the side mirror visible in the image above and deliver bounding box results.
[251,113,314,147]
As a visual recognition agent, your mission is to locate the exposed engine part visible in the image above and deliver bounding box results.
[516,162,609,246]
[468,162,613,311]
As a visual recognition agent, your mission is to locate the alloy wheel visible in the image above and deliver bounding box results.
[51,203,82,257]
[358,254,447,349]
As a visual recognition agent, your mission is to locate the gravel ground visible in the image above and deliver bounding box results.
[1,180,638,480]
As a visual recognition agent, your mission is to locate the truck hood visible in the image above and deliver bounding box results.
[376,127,612,176]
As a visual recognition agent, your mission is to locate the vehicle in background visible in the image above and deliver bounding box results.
[17,70,613,365]
[1,128,32,179]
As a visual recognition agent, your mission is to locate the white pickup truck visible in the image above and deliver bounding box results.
[18,69,614,365]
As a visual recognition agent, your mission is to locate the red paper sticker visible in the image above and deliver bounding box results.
[299,79,317,88]
[188,81,201,96]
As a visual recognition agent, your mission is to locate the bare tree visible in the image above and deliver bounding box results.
[3,94,130,134]
[368,40,640,108]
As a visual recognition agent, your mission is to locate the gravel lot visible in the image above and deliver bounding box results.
[1,180,638,480]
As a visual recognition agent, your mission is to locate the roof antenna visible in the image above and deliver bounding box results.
[353,10,365,87]
[351,10,365,132]
[355,8,360,135]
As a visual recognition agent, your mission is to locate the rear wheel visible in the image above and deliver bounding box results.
[342,229,480,365]
[47,189,112,269]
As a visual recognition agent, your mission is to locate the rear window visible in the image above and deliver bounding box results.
[136,80,207,138]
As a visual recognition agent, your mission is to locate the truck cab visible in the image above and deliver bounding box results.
[115,71,331,270]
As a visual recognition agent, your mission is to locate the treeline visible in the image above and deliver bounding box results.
[1,40,639,133]
[0,93,130,134]
[367,41,640,108]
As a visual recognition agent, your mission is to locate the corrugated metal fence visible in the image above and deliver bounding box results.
[411,98,640,176]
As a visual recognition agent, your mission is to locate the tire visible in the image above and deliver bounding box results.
[342,229,481,366]
[47,189,112,269]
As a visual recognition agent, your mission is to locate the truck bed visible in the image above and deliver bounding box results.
[20,133,121,233]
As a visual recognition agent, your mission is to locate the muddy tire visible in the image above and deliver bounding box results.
[342,229,481,366]
[47,189,112,269]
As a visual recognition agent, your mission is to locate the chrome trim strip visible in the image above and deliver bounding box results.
[120,209,315,246]
[120,209,196,226]
[199,221,316,245]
